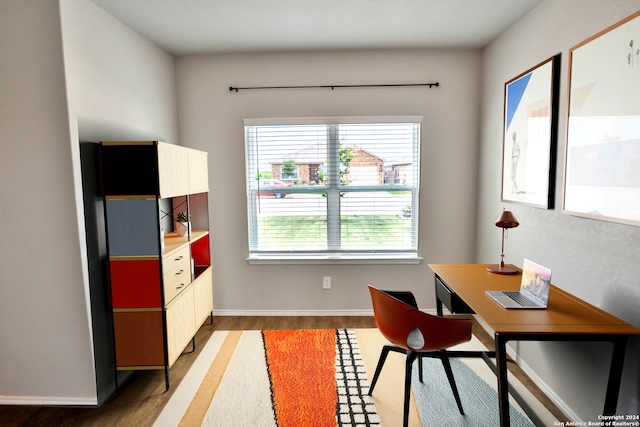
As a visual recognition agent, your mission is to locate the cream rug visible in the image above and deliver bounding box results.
[153,329,557,426]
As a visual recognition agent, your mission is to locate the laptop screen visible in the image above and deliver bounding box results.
[521,259,552,305]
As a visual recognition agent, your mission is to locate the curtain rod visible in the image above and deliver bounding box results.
[229,82,439,92]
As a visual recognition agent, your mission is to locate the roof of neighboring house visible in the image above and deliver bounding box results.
[384,161,413,167]
[271,144,326,164]
[271,143,387,164]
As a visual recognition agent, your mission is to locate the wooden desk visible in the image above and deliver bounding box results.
[429,264,640,427]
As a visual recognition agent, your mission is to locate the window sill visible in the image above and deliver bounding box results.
[246,253,423,265]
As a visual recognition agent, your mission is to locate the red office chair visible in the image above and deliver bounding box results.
[367,285,473,427]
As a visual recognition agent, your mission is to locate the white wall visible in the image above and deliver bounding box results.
[0,0,179,404]
[478,0,640,420]
[176,50,481,314]
[0,0,97,404]
[62,0,179,144]
[59,0,179,405]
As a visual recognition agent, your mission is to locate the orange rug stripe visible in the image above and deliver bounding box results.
[263,329,338,427]
[178,331,242,426]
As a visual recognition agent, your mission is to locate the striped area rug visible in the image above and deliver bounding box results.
[153,328,555,426]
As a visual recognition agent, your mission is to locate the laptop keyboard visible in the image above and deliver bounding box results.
[503,291,539,307]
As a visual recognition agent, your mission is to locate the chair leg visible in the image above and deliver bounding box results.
[440,354,465,415]
[403,351,419,427]
[369,344,406,395]
[368,346,389,395]
[418,356,423,383]
[368,344,389,394]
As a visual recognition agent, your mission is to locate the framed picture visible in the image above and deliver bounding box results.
[501,55,560,209]
[564,11,640,226]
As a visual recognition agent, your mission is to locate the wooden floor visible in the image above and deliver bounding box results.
[0,316,565,426]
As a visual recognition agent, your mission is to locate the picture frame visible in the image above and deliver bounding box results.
[501,55,560,209]
[563,11,640,226]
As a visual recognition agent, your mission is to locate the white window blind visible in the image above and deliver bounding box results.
[245,117,421,259]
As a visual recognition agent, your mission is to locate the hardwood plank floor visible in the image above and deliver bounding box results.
[0,316,565,426]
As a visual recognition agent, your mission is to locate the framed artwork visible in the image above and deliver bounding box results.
[501,55,560,209]
[564,11,640,226]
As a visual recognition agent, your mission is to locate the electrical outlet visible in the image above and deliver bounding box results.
[323,276,331,289]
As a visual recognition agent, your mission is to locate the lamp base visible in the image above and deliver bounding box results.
[487,265,519,275]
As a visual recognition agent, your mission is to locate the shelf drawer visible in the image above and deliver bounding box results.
[163,245,190,274]
[164,258,191,303]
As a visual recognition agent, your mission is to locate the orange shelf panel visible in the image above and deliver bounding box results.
[113,311,165,367]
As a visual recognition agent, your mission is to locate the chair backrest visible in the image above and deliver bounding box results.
[368,285,472,352]
[384,290,418,309]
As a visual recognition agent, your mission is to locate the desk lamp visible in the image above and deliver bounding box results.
[487,209,519,275]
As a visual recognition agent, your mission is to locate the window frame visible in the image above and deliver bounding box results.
[244,116,423,264]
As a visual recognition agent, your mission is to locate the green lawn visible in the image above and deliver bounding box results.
[257,215,412,249]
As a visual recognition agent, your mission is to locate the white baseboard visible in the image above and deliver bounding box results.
[212,308,439,317]
[0,395,98,406]
[213,309,375,316]
[508,346,580,422]
[472,315,578,422]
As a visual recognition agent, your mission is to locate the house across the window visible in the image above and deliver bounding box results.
[270,144,413,187]
[244,116,422,263]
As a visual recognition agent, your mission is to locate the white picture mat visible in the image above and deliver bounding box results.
[564,11,640,226]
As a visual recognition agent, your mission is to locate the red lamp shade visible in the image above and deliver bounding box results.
[487,209,519,275]
[495,210,519,229]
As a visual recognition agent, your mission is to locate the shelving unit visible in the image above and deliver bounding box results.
[99,141,213,389]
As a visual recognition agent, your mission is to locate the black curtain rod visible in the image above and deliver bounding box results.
[229,82,439,92]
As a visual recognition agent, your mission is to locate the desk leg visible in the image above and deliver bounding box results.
[495,333,510,427]
[604,336,627,415]
[436,297,443,317]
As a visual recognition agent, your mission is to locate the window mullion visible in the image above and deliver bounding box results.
[326,124,340,249]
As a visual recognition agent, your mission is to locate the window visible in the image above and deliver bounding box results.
[280,162,299,180]
[245,116,422,263]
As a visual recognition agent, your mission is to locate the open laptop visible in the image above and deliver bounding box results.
[486,259,551,309]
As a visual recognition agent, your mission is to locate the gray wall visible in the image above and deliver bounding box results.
[62,0,179,144]
[477,0,640,420]
[176,50,482,315]
[0,0,179,404]
[0,0,97,404]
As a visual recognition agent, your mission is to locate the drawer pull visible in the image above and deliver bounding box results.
[175,269,184,275]
[176,283,185,290]
[175,255,184,261]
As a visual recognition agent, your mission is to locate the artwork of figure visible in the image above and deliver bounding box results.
[511,131,521,194]
[502,55,557,208]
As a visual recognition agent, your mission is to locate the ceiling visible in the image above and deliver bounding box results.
[90,0,542,56]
